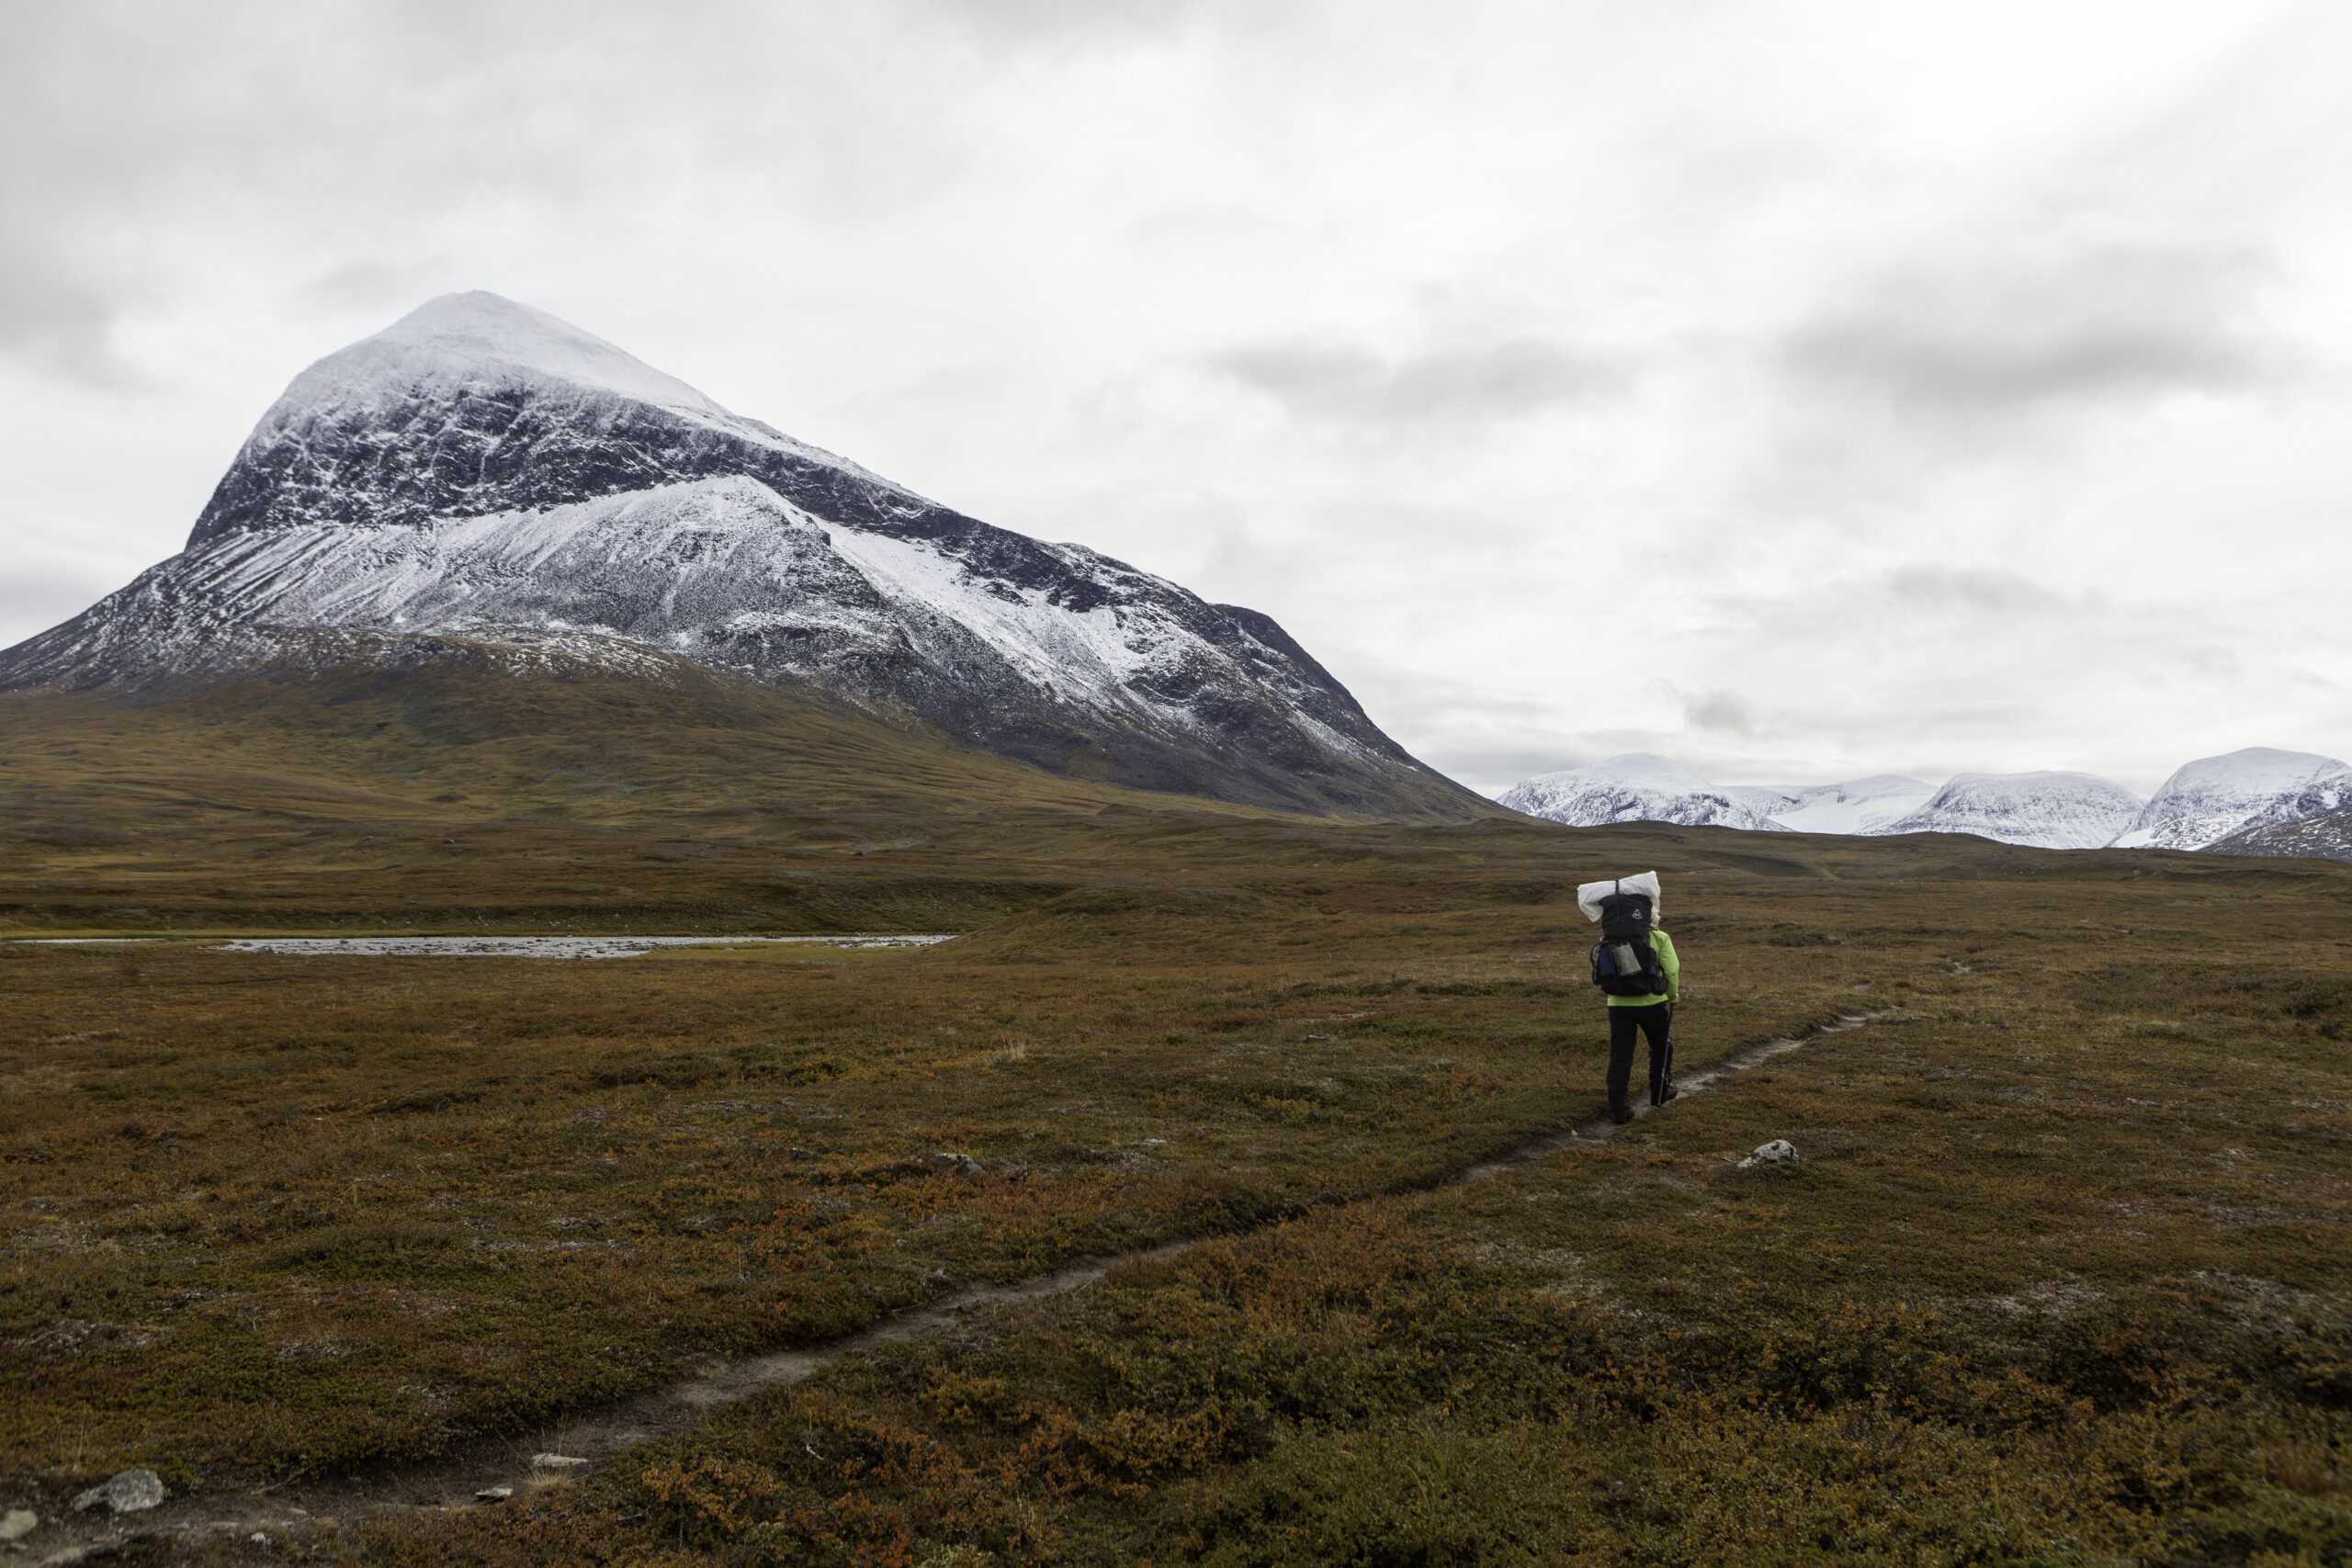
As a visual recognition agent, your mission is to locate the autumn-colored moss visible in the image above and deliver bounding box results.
[5,750,2350,1562]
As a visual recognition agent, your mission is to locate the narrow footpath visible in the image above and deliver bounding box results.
[30,1012,1896,1565]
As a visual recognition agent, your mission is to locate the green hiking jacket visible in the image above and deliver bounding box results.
[1605,927,1679,1008]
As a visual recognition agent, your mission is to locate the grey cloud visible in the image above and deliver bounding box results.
[1885,565,2064,615]
[0,1,974,381]
[2172,642,2248,682]
[1211,338,1616,427]
[0,565,91,625]
[0,237,130,384]
[906,0,1201,42]
[0,554,144,647]
[1783,246,2281,422]
[1664,563,2306,791]
[295,258,459,314]
[1707,564,2072,629]
[0,5,152,383]
[1682,688,1755,735]
[1419,747,1590,792]
[1690,567,2077,674]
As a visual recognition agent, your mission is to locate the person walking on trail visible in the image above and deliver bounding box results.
[1578,871,1679,1124]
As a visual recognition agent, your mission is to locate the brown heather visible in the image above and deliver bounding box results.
[2,677,2349,1564]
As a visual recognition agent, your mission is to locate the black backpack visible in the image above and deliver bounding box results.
[1589,885,1668,997]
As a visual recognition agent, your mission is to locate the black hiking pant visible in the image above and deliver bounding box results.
[1607,1002,1672,1113]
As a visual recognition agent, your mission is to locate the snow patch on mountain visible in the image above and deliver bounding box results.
[1498,753,1791,831]
[2109,747,2352,851]
[1724,775,1938,836]
[297,291,740,421]
[258,291,895,497]
[1881,772,2144,849]
[18,474,1347,756]
[818,525,1165,710]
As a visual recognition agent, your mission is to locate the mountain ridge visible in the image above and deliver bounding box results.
[2,293,1491,824]
[1879,771,2143,850]
[1724,774,1936,836]
[2111,747,2351,852]
[1497,753,1789,833]
[186,292,920,548]
[1499,747,2348,859]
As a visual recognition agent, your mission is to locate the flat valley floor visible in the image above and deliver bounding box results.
[4,815,2350,1565]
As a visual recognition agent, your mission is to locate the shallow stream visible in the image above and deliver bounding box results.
[15,933,956,959]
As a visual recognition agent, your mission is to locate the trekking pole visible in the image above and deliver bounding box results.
[1656,1003,1677,1107]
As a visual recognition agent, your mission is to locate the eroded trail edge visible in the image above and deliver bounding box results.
[37,1011,1896,1563]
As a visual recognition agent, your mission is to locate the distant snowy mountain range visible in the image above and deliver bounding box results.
[0,292,1487,821]
[1498,754,1788,834]
[1499,747,2352,856]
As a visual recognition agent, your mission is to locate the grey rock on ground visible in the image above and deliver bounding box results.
[71,1469,164,1514]
[1736,1139,1800,1170]
[0,1507,38,1540]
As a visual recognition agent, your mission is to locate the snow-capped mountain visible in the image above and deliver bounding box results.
[1498,744,2352,857]
[1498,753,1791,831]
[0,293,1485,820]
[1500,756,2136,849]
[2109,748,2352,852]
[1880,772,2144,850]
[1724,775,1938,836]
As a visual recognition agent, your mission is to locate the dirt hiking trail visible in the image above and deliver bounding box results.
[28,1012,1896,1565]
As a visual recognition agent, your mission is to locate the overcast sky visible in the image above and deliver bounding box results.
[5,0,2348,795]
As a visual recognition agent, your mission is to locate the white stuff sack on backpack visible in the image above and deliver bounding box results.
[1576,870,1661,923]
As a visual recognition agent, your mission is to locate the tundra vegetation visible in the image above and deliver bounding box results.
[2,680,2348,1564]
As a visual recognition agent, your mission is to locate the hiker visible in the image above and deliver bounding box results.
[1577,871,1679,1124]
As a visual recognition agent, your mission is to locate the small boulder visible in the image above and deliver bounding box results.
[72,1469,165,1514]
[1736,1139,1799,1171]
[922,1151,983,1179]
[531,1453,589,1471]
[0,1509,39,1541]
[475,1484,514,1502]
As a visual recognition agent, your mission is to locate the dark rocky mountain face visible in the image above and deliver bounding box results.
[2209,808,2352,863]
[189,386,906,546]
[2206,779,2352,863]
[3,293,1488,822]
